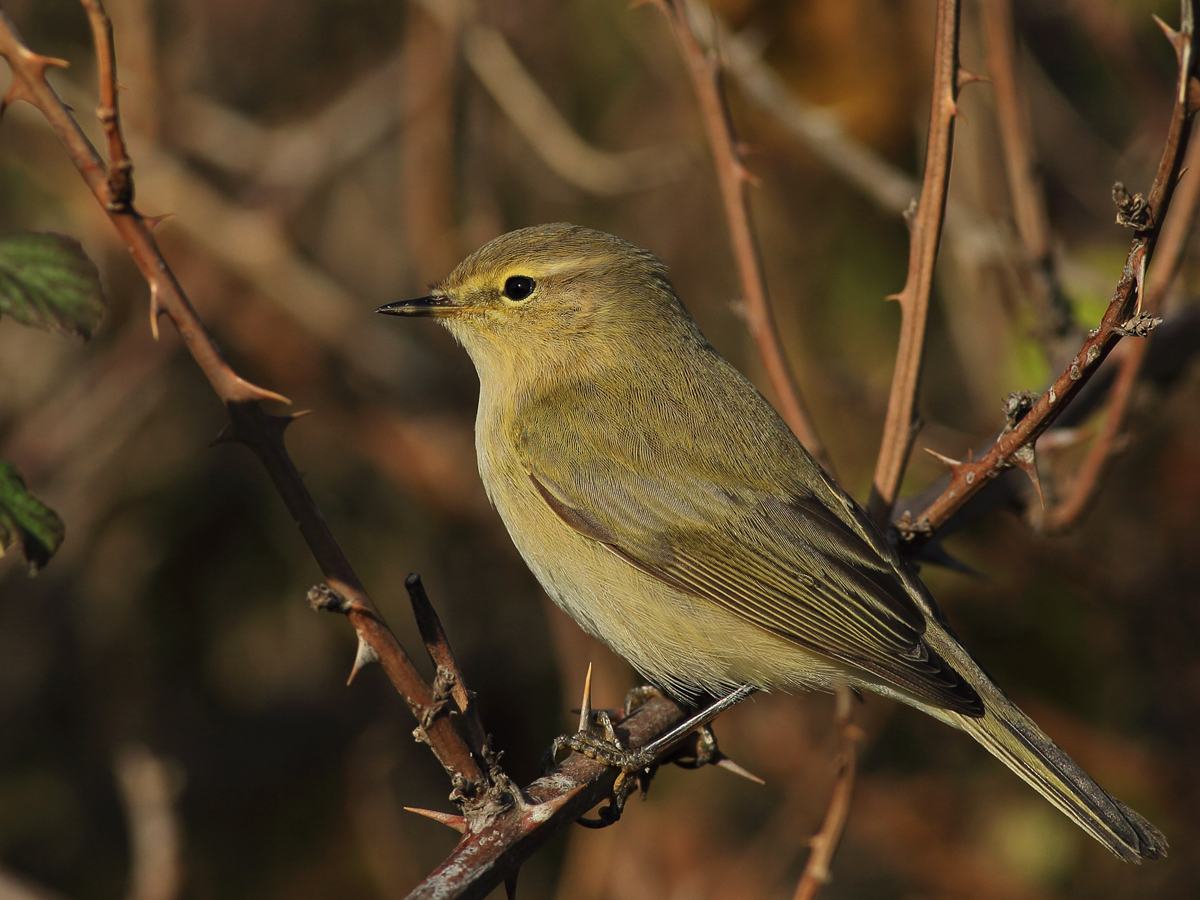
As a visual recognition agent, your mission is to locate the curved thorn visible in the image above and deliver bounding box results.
[23,49,70,77]
[956,68,990,89]
[923,447,963,469]
[1012,444,1043,508]
[230,376,291,405]
[713,754,766,785]
[403,807,467,834]
[347,635,380,685]
[144,213,174,231]
[1154,14,1185,59]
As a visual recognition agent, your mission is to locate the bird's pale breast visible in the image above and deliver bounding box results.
[473,396,845,699]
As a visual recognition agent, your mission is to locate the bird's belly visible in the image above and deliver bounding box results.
[479,448,843,698]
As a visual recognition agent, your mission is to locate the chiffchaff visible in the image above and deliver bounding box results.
[378,223,1165,861]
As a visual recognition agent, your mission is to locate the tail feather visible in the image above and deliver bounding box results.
[924,628,1167,861]
[950,703,1166,861]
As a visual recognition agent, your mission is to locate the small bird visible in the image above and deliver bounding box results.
[378,223,1165,861]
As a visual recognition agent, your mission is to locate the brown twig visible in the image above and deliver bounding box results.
[792,686,861,900]
[404,573,492,762]
[980,0,1075,353]
[79,0,132,210]
[898,1,1198,549]
[1041,124,1200,532]
[866,0,963,529]
[651,0,831,472]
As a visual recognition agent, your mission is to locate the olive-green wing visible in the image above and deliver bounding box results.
[518,410,982,716]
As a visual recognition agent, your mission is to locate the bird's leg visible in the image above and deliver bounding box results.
[616,683,757,773]
[665,722,720,769]
[619,686,727,768]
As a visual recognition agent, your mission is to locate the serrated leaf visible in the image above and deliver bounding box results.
[0,459,65,574]
[0,232,106,339]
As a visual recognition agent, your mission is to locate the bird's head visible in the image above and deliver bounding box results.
[378,223,691,380]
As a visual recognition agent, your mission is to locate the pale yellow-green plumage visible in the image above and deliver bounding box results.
[378,223,1166,862]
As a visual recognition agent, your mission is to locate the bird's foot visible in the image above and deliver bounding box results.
[542,666,652,827]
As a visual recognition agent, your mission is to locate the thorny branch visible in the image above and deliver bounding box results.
[898,0,1199,550]
[652,0,832,473]
[79,0,132,210]
[867,0,963,529]
[408,693,696,900]
[1041,127,1200,532]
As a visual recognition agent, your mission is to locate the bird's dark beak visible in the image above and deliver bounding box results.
[376,295,458,317]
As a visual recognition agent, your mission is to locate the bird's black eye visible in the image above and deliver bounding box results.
[503,275,536,301]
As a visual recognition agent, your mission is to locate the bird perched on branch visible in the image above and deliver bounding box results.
[379,223,1165,862]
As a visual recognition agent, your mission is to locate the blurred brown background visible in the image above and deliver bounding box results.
[1,0,1198,897]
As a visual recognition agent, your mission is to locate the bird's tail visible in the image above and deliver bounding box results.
[927,632,1167,862]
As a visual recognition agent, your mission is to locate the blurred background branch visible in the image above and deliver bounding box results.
[655,0,830,470]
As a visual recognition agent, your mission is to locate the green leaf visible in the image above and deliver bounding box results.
[0,231,106,338]
[0,459,65,574]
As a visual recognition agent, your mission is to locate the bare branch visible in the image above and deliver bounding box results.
[651,0,831,472]
[1041,125,1200,531]
[405,573,492,761]
[712,8,1106,364]
[980,0,1075,351]
[792,686,860,900]
[79,0,133,209]
[867,0,963,528]
[899,0,1198,549]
